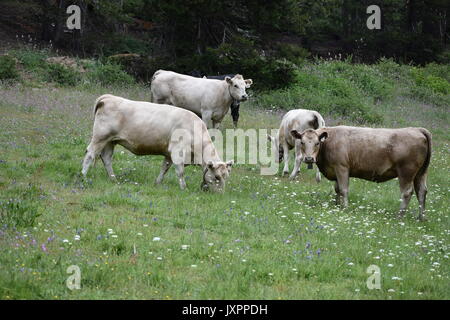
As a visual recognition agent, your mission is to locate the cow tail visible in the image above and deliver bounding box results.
[151,69,162,83]
[93,95,108,117]
[418,128,432,177]
[315,111,326,128]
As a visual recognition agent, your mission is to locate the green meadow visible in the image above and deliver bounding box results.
[0,53,449,299]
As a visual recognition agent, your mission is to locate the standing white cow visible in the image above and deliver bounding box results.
[268,109,325,181]
[81,94,233,192]
[151,70,252,129]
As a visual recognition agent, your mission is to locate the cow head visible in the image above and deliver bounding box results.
[267,134,284,163]
[202,160,233,192]
[225,75,252,102]
[290,128,328,164]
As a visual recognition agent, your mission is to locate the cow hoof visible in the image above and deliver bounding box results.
[289,175,297,181]
[418,215,428,222]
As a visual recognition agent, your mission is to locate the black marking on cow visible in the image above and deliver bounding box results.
[308,114,319,129]
[230,100,240,125]
[278,144,284,162]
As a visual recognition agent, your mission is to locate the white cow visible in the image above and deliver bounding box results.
[151,70,252,129]
[81,94,233,192]
[268,109,325,181]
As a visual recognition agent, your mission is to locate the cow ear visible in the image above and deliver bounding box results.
[226,160,233,173]
[225,76,233,84]
[290,130,302,140]
[319,131,328,142]
[245,79,253,88]
[207,161,215,170]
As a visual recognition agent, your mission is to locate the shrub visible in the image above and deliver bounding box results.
[192,36,297,90]
[12,49,48,71]
[87,62,135,86]
[0,55,19,80]
[275,43,310,66]
[315,60,394,101]
[254,62,383,124]
[421,63,450,82]
[411,67,450,95]
[46,63,80,86]
[102,34,151,56]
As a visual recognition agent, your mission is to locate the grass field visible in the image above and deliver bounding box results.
[0,59,449,299]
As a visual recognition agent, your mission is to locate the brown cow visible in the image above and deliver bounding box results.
[290,126,432,221]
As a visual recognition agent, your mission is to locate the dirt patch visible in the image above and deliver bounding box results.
[45,56,86,73]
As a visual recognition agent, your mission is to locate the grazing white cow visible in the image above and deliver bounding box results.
[150,70,252,129]
[81,94,233,192]
[290,126,432,221]
[268,109,325,181]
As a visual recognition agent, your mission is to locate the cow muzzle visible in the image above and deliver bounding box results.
[304,157,315,169]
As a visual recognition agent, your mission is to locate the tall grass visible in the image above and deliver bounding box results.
[0,50,448,300]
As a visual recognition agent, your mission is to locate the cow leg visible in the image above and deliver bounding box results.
[398,178,414,218]
[335,167,349,207]
[289,143,301,180]
[334,181,341,205]
[414,173,428,221]
[397,164,417,218]
[282,143,290,176]
[315,165,321,183]
[155,157,172,185]
[202,111,213,129]
[174,163,186,190]
[100,142,116,180]
[82,139,109,177]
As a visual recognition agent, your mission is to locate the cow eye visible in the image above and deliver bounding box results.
[315,142,320,146]
[234,85,238,88]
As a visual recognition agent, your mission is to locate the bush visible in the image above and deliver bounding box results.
[315,60,394,101]
[46,63,80,86]
[0,55,19,80]
[101,34,151,56]
[184,35,298,90]
[411,67,450,95]
[87,62,135,86]
[12,49,48,71]
[254,62,384,124]
[421,63,450,82]
[275,43,310,66]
